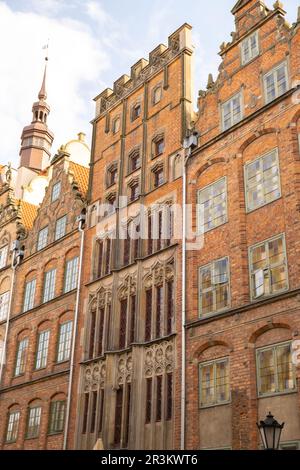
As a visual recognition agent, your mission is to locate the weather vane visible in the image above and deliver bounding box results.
[42,40,50,62]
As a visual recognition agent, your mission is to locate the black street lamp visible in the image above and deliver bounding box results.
[257,412,284,450]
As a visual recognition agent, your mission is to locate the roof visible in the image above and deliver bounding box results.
[69,162,89,196]
[18,200,39,229]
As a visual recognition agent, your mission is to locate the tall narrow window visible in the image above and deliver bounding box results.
[55,216,67,241]
[90,391,97,434]
[82,394,89,434]
[199,257,230,316]
[37,227,48,251]
[97,308,105,357]
[49,401,66,434]
[15,338,28,376]
[35,330,50,369]
[199,358,230,407]
[257,342,295,396]
[51,182,61,202]
[57,321,73,363]
[43,269,56,303]
[264,62,288,104]
[148,213,153,255]
[0,291,10,321]
[131,104,141,121]
[166,373,173,420]
[114,386,123,445]
[157,211,163,251]
[123,232,130,266]
[245,149,281,212]
[6,411,20,443]
[98,389,104,434]
[130,182,140,202]
[130,296,136,344]
[26,406,42,439]
[166,280,174,335]
[153,167,164,188]
[112,117,121,134]
[23,279,36,312]
[221,93,242,131]
[156,286,163,338]
[145,290,152,342]
[128,150,140,173]
[119,299,127,350]
[249,234,288,299]
[64,257,79,293]
[97,240,103,278]
[156,375,162,422]
[0,245,8,269]
[123,383,131,448]
[241,31,259,65]
[89,311,96,359]
[105,239,111,275]
[197,177,227,233]
[145,378,152,424]
[154,137,165,157]
[107,165,118,187]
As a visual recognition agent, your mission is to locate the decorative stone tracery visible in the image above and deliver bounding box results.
[144,340,174,378]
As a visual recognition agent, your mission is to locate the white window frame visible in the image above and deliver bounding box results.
[57,321,73,363]
[197,177,228,234]
[241,31,259,65]
[26,406,42,439]
[35,330,50,369]
[0,291,10,321]
[263,61,289,104]
[43,268,56,303]
[221,92,243,131]
[37,226,48,251]
[0,245,8,269]
[249,233,288,300]
[6,411,20,443]
[55,216,67,241]
[198,257,230,317]
[256,341,296,397]
[64,257,79,293]
[51,182,61,202]
[199,357,231,408]
[23,279,36,312]
[15,338,28,376]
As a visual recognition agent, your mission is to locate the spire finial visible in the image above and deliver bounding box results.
[38,42,49,101]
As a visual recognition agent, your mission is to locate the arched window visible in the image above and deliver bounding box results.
[6,405,21,443]
[49,394,67,435]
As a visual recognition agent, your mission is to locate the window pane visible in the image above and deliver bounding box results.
[15,338,28,376]
[37,227,48,251]
[36,330,50,369]
[251,244,267,271]
[57,321,73,362]
[52,182,61,202]
[6,411,20,442]
[258,349,276,395]
[216,360,230,402]
[276,345,294,392]
[0,245,8,268]
[55,216,67,241]
[198,178,227,232]
[200,364,215,406]
[0,291,10,321]
[23,279,36,312]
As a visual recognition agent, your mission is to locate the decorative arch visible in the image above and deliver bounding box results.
[193,339,233,361]
[194,157,227,179]
[248,322,292,346]
[237,128,277,155]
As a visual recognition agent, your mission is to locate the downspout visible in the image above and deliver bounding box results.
[63,211,86,450]
[0,243,22,385]
[181,133,198,450]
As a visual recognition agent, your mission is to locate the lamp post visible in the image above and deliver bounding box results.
[257,412,284,450]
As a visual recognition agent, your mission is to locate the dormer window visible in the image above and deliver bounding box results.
[131,103,141,121]
[241,31,259,65]
[51,182,61,202]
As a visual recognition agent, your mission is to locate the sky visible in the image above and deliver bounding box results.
[0,0,298,166]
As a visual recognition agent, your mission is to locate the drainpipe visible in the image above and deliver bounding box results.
[0,241,23,385]
[63,210,86,450]
[181,133,198,450]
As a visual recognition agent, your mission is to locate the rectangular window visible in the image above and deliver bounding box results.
[37,226,48,251]
[97,308,105,357]
[35,330,50,369]
[166,280,174,335]
[119,299,127,349]
[197,177,227,233]
[199,257,230,316]
[123,383,131,448]
[26,406,42,439]
[199,358,230,407]
[241,31,259,65]
[98,389,104,434]
[23,279,36,312]
[43,268,56,303]
[6,411,20,443]
[221,92,242,131]
[257,342,296,396]
[156,375,162,422]
[49,401,66,434]
[145,289,152,342]
[89,311,96,359]
[104,238,111,275]
[15,338,28,376]
[90,391,97,434]
[130,296,136,344]
[57,321,73,363]
[145,377,152,424]
[64,256,79,293]
[249,234,288,299]
[153,168,164,188]
[55,216,67,241]
[82,394,89,434]
[114,386,123,445]
[0,291,10,321]
[97,240,103,278]
[166,373,173,420]
[156,286,163,338]
[147,213,153,255]
[0,245,8,269]
[264,62,288,104]
[51,182,61,202]
[245,149,281,212]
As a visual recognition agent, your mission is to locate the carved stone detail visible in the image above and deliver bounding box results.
[144,341,174,377]
[83,360,106,392]
[117,352,133,385]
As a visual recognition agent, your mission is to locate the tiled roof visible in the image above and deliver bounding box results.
[69,162,89,196]
[18,200,39,229]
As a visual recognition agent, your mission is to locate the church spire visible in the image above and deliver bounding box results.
[19,57,54,172]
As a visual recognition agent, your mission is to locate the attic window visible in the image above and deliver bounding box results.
[241,31,259,65]
[51,182,61,202]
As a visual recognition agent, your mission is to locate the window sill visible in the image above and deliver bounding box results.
[257,389,297,399]
[199,306,231,320]
[47,431,63,436]
[199,400,231,410]
[245,195,282,214]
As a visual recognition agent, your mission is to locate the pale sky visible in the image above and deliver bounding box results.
[0,0,298,166]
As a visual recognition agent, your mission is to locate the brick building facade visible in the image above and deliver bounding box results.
[0,0,299,451]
